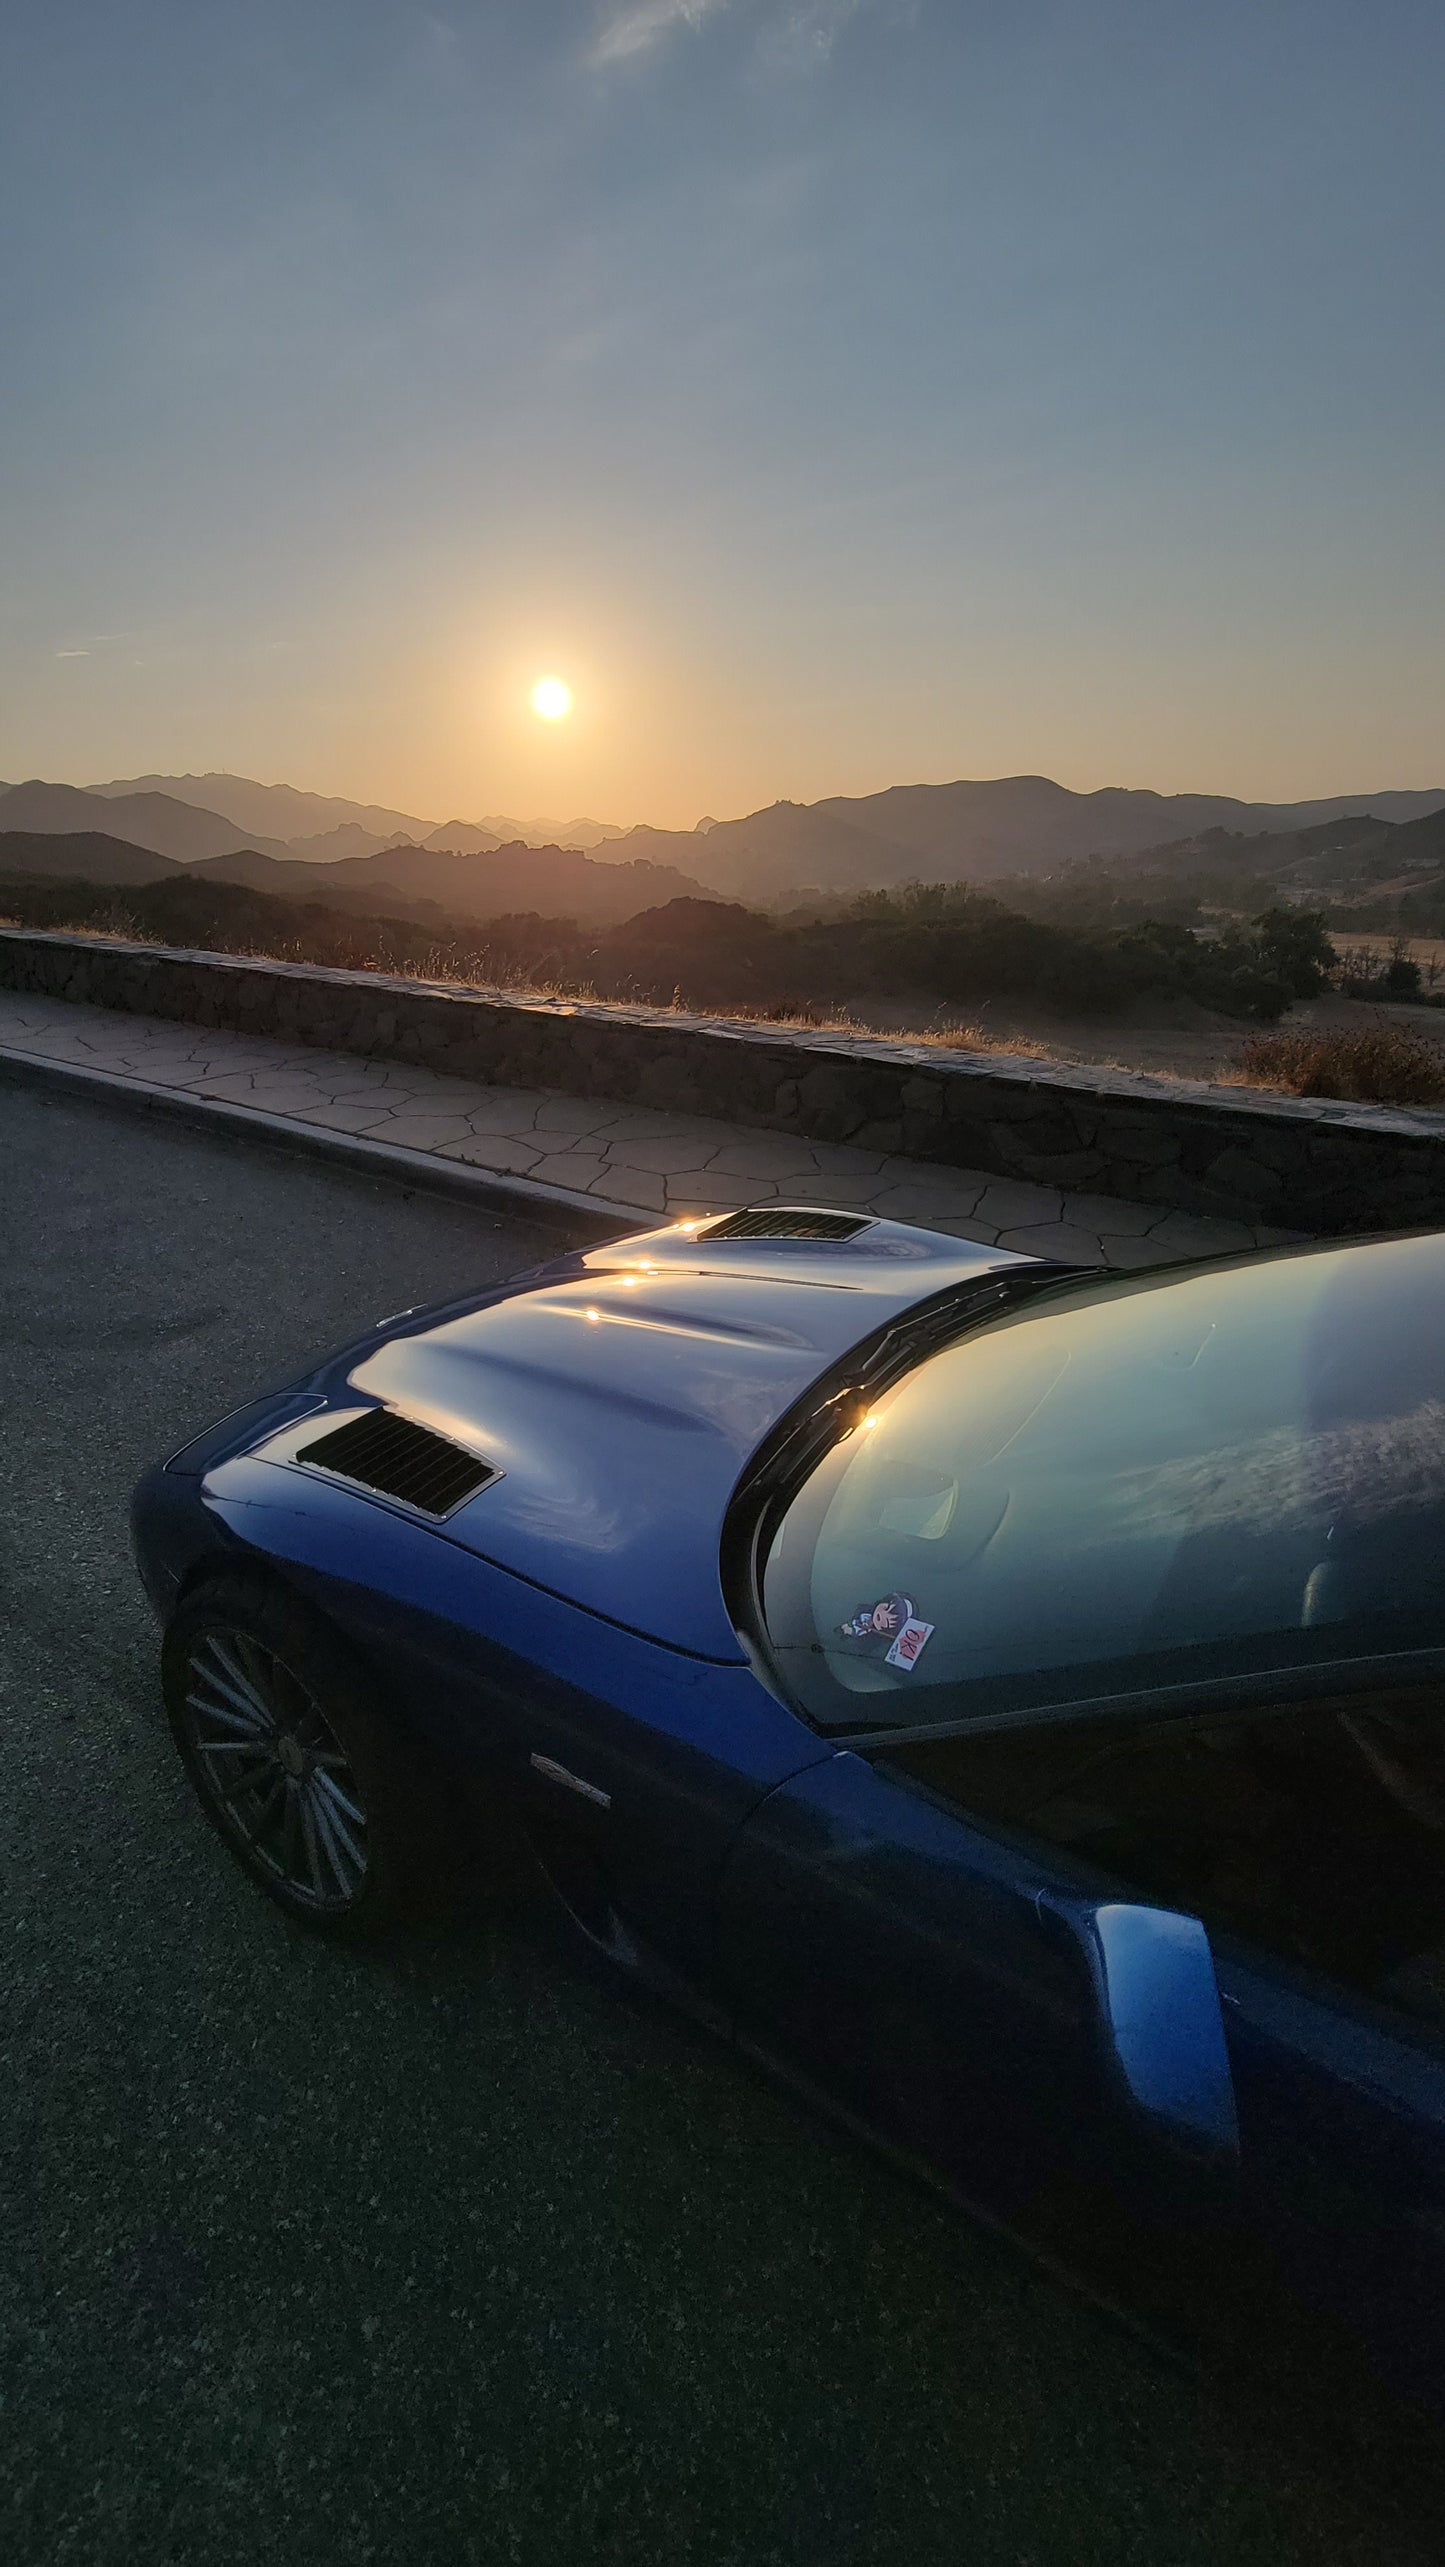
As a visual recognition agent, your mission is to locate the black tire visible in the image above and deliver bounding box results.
[162,1571,441,1939]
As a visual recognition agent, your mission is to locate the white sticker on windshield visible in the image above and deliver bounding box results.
[884,1617,935,1673]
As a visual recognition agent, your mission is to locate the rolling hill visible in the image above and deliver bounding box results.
[808,776,1445,877]
[462,814,628,850]
[603,776,1445,899]
[0,829,188,886]
[0,820,712,929]
[87,772,432,847]
[15,766,1445,902]
[0,780,292,864]
[417,821,503,855]
[189,840,711,925]
[598,802,915,901]
[87,774,629,857]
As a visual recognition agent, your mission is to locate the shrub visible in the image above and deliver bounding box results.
[1232,1022,1445,1106]
[1113,919,1290,1019]
[1334,936,1430,1001]
[1251,905,1336,998]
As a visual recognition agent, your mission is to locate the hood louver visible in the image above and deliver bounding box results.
[296,1409,498,1518]
[699,1208,875,1243]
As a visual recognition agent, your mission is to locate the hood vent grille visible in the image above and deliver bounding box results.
[297,1408,498,1518]
[700,1207,874,1243]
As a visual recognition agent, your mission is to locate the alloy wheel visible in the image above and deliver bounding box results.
[181,1628,369,1911]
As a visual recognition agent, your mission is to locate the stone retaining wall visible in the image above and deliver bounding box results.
[2,926,1441,1235]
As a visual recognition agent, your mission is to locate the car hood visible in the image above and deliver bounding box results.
[265,1216,1041,1659]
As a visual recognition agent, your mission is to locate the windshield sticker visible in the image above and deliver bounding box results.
[884,1617,935,1673]
[838,1591,914,1649]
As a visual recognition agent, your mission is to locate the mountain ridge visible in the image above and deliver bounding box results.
[86,774,629,857]
[187,841,711,925]
[0,829,192,887]
[0,780,294,864]
[86,773,433,846]
[601,776,1445,898]
[12,768,1445,901]
[0,820,713,927]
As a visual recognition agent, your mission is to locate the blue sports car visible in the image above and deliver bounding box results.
[132,1208,1445,2408]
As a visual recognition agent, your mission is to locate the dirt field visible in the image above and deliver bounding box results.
[1331,933,1445,984]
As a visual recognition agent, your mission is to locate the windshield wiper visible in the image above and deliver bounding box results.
[743,1262,1078,1505]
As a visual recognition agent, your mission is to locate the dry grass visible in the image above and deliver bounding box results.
[1230,1020,1445,1107]
[2,911,145,945]
[193,935,1056,1053]
[901,1020,1050,1057]
[1333,933,1445,982]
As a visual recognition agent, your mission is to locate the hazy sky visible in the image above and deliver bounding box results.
[3,0,1442,828]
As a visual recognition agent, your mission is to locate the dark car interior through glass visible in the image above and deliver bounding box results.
[761,1234,1445,1727]
[877,1686,1445,2036]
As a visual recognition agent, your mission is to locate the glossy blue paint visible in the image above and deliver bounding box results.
[130,1212,1445,2406]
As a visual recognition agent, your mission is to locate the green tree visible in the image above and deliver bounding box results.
[1250,905,1336,998]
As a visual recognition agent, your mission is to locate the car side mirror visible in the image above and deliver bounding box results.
[1040,1895,1239,2164]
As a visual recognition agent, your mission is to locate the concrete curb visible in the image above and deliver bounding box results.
[0,1042,644,1244]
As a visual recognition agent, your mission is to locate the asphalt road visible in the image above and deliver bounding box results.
[0,1079,1437,2567]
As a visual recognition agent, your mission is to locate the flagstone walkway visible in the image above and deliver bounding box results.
[0,986,1293,1266]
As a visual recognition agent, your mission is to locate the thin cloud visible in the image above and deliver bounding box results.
[591,0,895,71]
[592,0,727,66]
[763,1,867,67]
[55,632,129,658]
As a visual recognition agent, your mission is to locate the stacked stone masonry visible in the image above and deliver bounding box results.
[2,927,1441,1235]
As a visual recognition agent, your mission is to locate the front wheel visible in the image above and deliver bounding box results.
[163,1573,438,1938]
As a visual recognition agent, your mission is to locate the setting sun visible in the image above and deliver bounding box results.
[530,674,572,722]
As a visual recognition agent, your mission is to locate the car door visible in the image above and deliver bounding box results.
[1217,1942,1445,2411]
[716,1742,1239,2276]
[721,1680,1445,2405]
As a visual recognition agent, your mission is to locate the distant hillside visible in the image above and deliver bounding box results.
[811,776,1445,877]
[22,763,1445,897]
[468,814,627,849]
[606,776,1445,899]
[1083,803,1445,900]
[188,839,712,926]
[0,820,712,929]
[419,821,504,855]
[0,829,183,886]
[285,823,428,863]
[85,772,627,857]
[87,772,434,846]
[604,802,917,900]
[0,780,291,863]
[1387,804,1445,861]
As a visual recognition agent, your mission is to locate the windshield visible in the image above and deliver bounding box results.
[761,1235,1445,1732]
